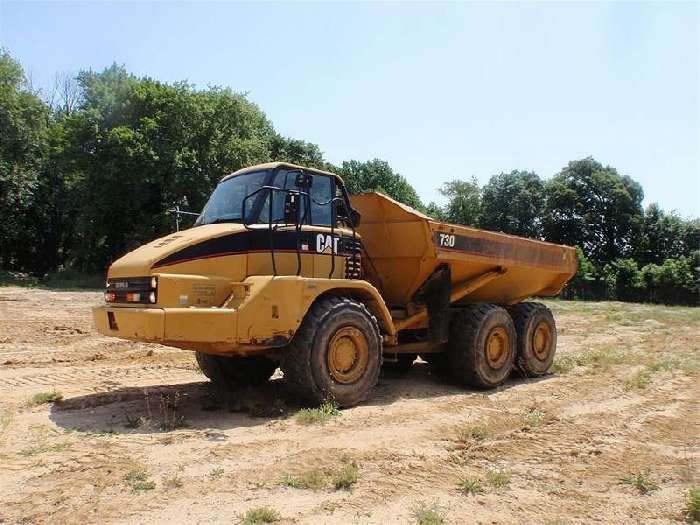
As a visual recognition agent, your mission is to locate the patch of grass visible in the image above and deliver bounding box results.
[241,506,280,524]
[17,442,70,457]
[455,424,490,448]
[685,487,700,523]
[620,471,659,495]
[41,269,105,290]
[0,409,13,436]
[411,501,444,525]
[522,405,547,427]
[295,400,340,426]
[552,347,630,375]
[163,475,183,489]
[124,469,156,492]
[209,467,225,480]
[0,270,39,287]
[279,473,301,488]
[625,369,652,390]
[485,467,511,489]
[144,391,187,431]
[332,461,359,490]
[457,476,484,495]
[28,390,63,406]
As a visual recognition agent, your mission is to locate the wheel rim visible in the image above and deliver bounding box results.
[532,321,552,361]
[485,326,510,369]
[327,326,369,384]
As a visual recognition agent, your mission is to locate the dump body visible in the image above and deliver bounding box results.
[350,193,577,308]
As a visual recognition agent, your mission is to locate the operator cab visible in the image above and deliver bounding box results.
[195,162,360,230]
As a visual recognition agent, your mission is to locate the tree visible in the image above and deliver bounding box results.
[634,203,692,266]
[334,159,422,209]
[438,178,481,226]
[0,50,50,270]
[479,170,544,238]
[542,157,644,264]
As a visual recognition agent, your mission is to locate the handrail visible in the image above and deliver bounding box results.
[240,186,358,279]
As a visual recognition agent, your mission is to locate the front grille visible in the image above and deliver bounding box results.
[105,276,154,304]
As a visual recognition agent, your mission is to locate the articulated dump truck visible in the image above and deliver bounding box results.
[94,162,577,407]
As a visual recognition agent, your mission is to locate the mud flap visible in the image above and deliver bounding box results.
[414,264,451,344]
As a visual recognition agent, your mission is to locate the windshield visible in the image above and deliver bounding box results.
[194,170,270,226]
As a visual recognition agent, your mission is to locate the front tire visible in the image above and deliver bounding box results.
[448,304,516,389]
[195,352,278,386]
[509,302,557,377]
[281,296,382,407]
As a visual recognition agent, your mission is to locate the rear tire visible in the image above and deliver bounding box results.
[509,302,557,377]
[195,352,278,386]
[447,305,516,389]
[281,296,382,408]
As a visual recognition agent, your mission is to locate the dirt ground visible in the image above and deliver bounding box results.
[0,287,698,524]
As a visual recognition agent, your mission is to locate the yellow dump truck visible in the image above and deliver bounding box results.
[94,162,577,406]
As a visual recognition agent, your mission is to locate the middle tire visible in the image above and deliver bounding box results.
[281,296,382,407]
[447,304,516,389]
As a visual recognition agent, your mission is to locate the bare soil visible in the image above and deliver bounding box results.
[0,287,698,524]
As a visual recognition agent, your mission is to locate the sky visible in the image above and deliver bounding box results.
[1,1,698,217]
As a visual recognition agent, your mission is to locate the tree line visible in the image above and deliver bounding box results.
[1,50,697,305]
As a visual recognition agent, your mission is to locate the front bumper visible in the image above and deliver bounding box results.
[93,306,239,348]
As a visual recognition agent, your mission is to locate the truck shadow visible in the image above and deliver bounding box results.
[49,361,551,436]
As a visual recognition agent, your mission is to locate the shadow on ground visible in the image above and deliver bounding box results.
[49,361,551,436]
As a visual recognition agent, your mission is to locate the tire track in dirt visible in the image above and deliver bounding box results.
[0,364,200,392]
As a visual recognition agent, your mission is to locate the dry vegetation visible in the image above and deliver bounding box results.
[0,287,698,524]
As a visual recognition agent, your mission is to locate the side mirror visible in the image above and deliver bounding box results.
[283,191,301,224]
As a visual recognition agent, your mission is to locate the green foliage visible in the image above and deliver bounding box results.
[686,487,700,523]
[241,506,280,524]
[543,157,644,264]
[479,170,544,238]
[334,159,423,209]
[438,177,481,226]
[457,476,484,495]
[411,502,445,525]
[28,390,63,406]
[619,471,659,495]
[295,400,341,425]
[123,469,156,492]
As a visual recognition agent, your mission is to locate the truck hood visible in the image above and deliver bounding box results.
[107,224,247,278]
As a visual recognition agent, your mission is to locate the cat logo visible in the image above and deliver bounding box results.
[316,233,339,254]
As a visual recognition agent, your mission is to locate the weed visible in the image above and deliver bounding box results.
[295,400,340,425]
[411,501,444,525]
[209,467,225,480]
[123,409,144,429]
[552,347,629,375]
[457,476,484,495]
[17,442,70,457]
[280,473,301,488]
[620,471,659,495]
[124,469,156,492]
[163,475,183,489]
[144,391,187,431]
[455,424,490,448]
[485,466,511,489]
[0,409,13,440]
[522,405,546,427]
[241,506,280,524]
[332,461,359,490]
[625,369,652,390]
[28,390,63,406]
[685,487,700,523]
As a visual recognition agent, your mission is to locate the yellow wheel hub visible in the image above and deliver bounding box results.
[485,326,509,369]
[327,326,369,384]
[532,321,552,360]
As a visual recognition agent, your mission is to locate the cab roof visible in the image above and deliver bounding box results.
[220,162,344,184]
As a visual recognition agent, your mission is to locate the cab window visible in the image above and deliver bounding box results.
[260,170,334,226]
